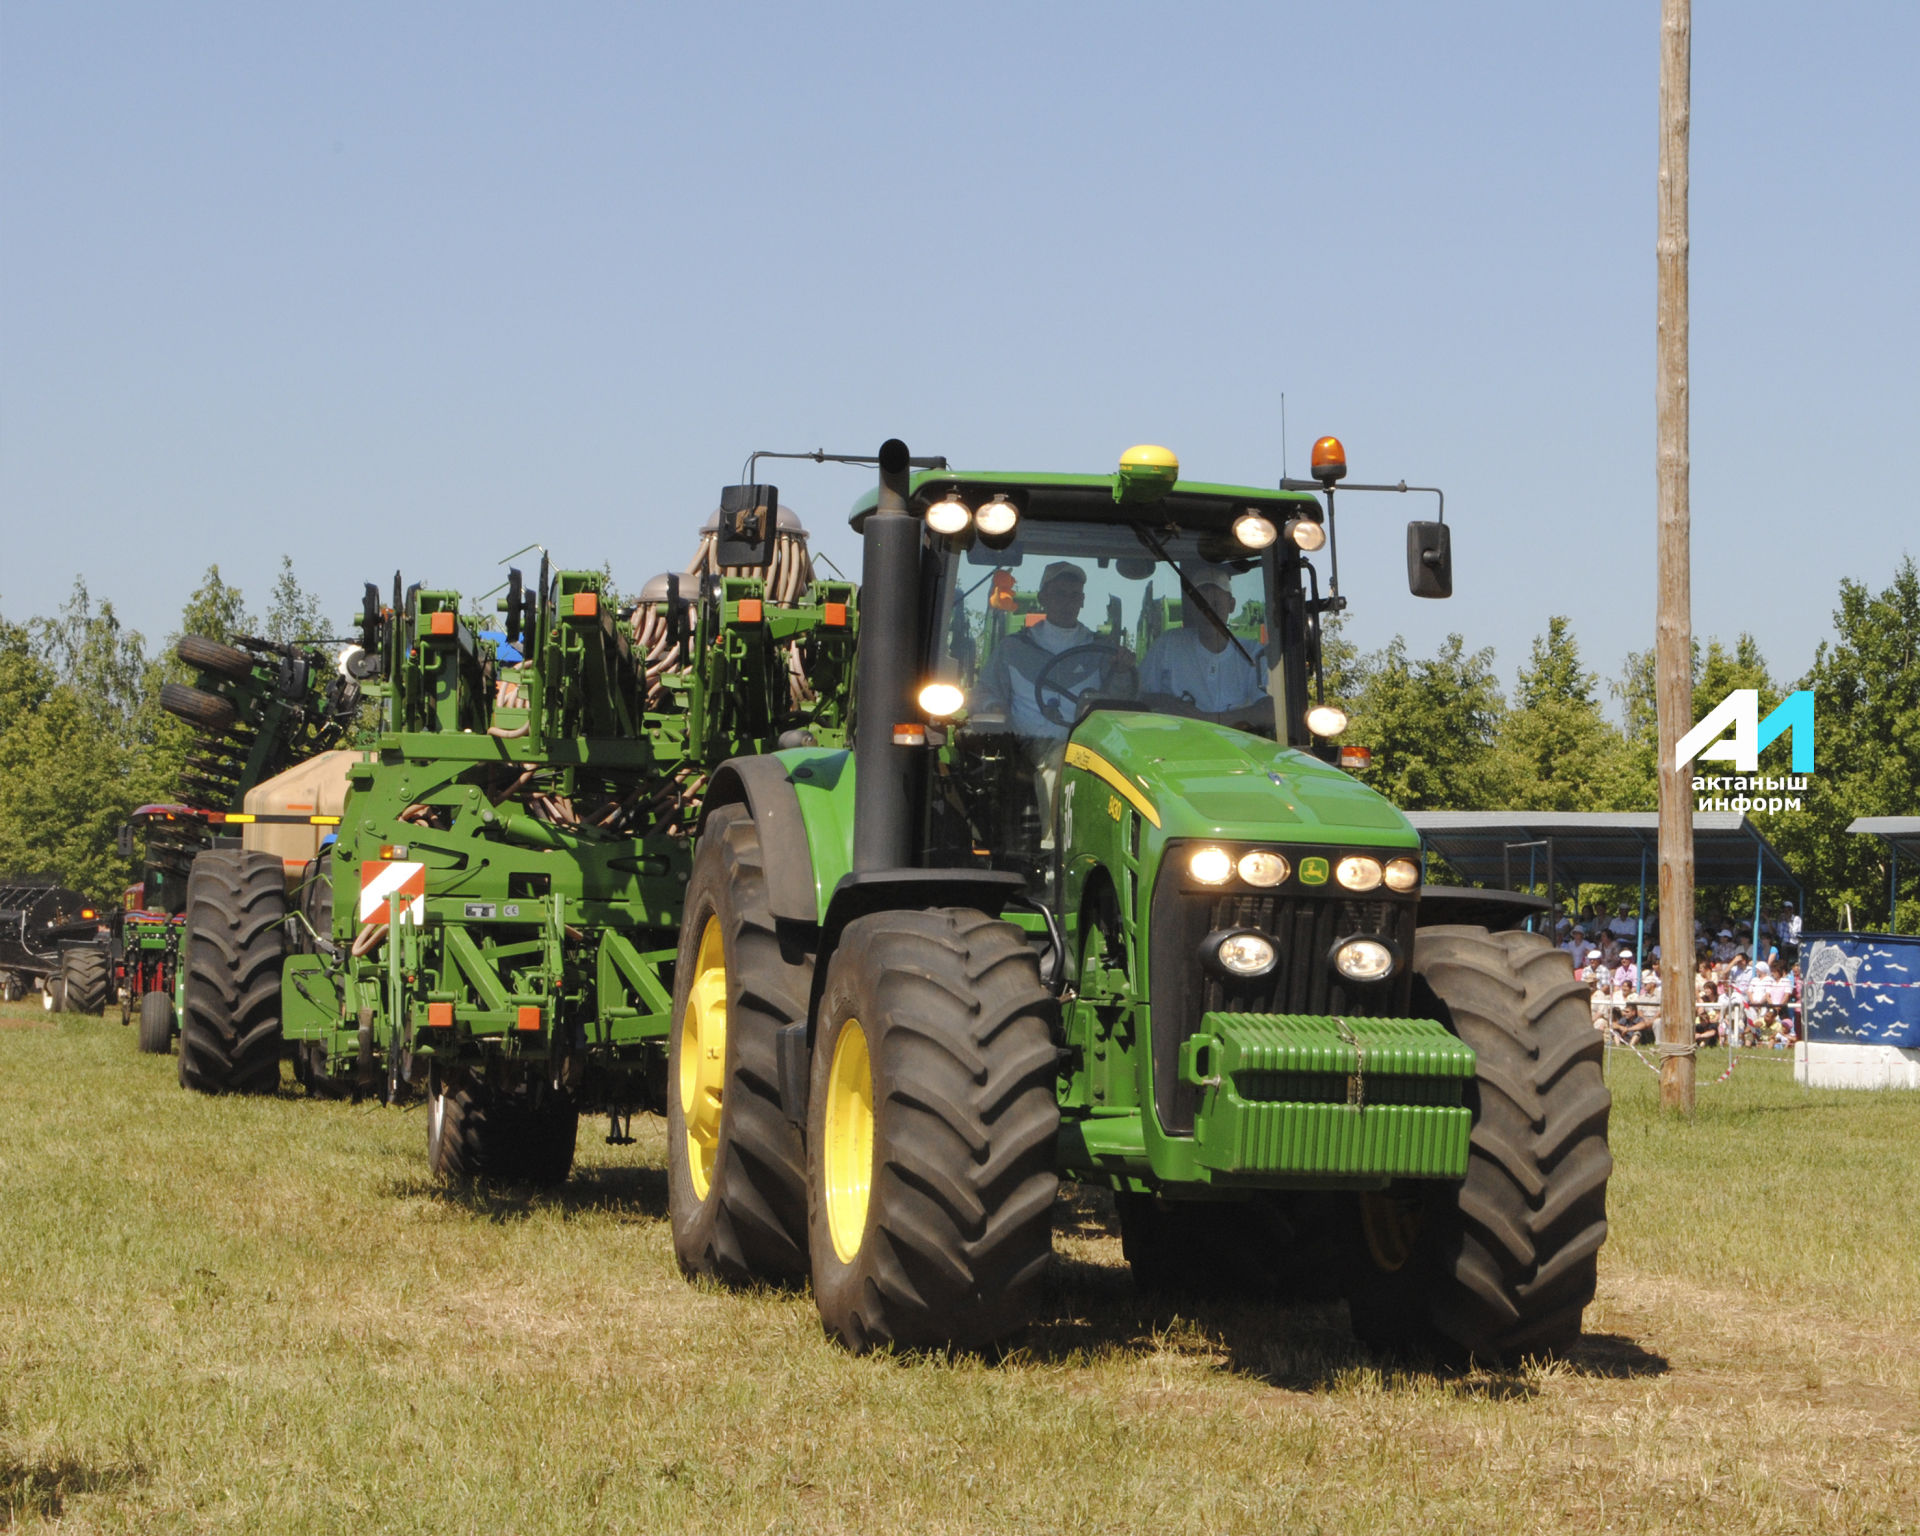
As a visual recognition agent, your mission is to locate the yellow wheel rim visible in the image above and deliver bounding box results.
[680,916,728,1200]
[1359,1189,1423,1273]
[823,1018,874,1263]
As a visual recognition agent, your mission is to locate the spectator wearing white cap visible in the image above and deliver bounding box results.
[1138,562,1267,719]
[1612,950,1639,995]
[1780,902,1802,949]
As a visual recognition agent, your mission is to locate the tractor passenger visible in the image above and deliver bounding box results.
[1138,562,1267,720]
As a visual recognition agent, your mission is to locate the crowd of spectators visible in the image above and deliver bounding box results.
[1550,900,1804,1051]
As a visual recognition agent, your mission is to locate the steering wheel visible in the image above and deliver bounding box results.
[1033,643,1138,728]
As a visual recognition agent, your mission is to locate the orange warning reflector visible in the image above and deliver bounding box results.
[892,723,928,746]
[427,1002,453,1029]
[737,598,764,624]
[516,1005,543,1031]
[570,591,599,619]
[428,611,455,636]
[81,909,95,920]
[1338,745,1373,771]
[823,602,848,627]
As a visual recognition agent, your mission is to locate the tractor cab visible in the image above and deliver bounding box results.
[119,805,207,916]
[849,449,1353,890]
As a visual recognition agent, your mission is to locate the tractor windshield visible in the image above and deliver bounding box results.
[923,494,1309,884]
[930,518,1283,740]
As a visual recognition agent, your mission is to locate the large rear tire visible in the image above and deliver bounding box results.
[61,947,109,1015]
[176,634,257,682]
[666,805,812,1287]
[137,990,175,1054]
[806,908,1060,1353]
[178,851,287,1095]
[1344,926,1612,1362]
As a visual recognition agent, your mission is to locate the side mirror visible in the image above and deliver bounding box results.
[116,824,135,860]
[1407,521,1452,599]
[715,484,779,568]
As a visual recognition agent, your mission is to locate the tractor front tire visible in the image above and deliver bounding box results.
[137,990,175,1054]
[178,851,287,1095]
[427,1071,577,1185]
[806,908,1060,1353]
[1344,926,1612,1362]
[61,947,109,1015]
[667,804,812,1287]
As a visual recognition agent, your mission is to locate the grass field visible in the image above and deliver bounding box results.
[3,1004,1917,1534]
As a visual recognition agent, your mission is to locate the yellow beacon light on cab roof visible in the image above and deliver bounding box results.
[1114,444,1179,505]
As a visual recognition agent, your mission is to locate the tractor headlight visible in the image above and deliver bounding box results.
[925,495,972,536]
[1383,857,1420,893]
[1210,930,1278,977]
[1233,511,1278,550]
[1188,846,1233,885]
[974,497,1020,538]
[1237,850,1289,887]
[1335,855,1383,892]
[1286,516,1327,552]
[1306,704,1349,738]
[917,682,965,718]
[1331,936,1395,983]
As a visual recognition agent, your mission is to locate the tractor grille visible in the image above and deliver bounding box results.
[1148,859,1418,1136]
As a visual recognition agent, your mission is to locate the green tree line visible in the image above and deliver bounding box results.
[1,557,1914,929]
[0,559,334,900]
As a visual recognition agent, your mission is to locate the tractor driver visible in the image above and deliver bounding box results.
[973,561,1106,741]
[1138,562,1269,725]
[971,560,1130,848]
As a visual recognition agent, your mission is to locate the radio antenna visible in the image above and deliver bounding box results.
[1281,393,1289,482]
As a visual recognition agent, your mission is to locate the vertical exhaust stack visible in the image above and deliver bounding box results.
[851,439,924,873]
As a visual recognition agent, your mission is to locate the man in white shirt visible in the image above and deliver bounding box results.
[1608,906,1638,943]
[1138,563,1267,722]
[974,562,1105,741]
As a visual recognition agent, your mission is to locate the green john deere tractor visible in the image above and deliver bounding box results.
[671,437,1611,1362]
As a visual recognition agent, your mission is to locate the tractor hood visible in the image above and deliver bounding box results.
[1066,711,1417,849]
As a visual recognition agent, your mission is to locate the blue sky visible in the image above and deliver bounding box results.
[3,2,1914,702]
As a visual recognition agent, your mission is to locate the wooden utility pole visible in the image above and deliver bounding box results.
[1655,0,1696,1112]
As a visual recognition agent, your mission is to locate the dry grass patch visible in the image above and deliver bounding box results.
[2,1006,1916,1533]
